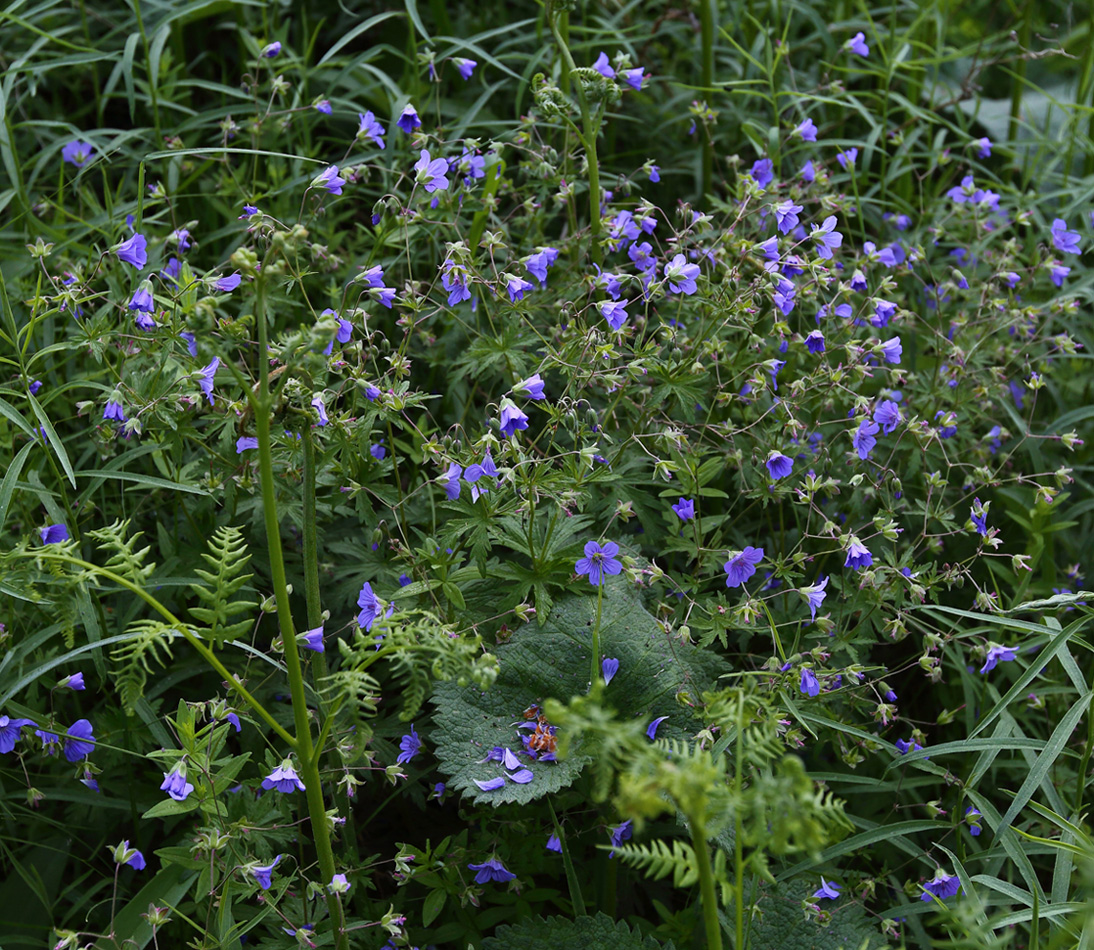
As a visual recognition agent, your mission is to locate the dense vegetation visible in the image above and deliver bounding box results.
[1,0,1093,947]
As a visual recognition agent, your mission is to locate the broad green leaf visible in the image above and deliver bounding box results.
[746,881,885,949]
[432,578,725,806]
[483,913,674,950]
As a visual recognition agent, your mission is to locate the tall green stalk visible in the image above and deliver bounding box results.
[253,264,347,949]
[1007,5,1032,154]
[699,0,716,198]
[689,816,723,950]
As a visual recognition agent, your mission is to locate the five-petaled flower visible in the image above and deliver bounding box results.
[1050,218,1081,255]
[301,625,324,653]
[663,254,699,295]
[794,118,817,142]
[608,819,633,857]
[115,233,148,270]
[252,855,282,890]
[468,858,515,884]
[357,111,385,149]
[980,643,1017,674]
[724,546,763,587]
[414,149,450,193]
[397,725,421,765]
[766,451,793,480]
[262,760,306,793]
[843,536,873,571]
[576,541,622,586]
[62,140,95,168]
[513,373,546,400]
[40,524,70,545]
[814,877,841,900]
[312,165,346,195]
[672,497,695,521]
[799,576,828,621]
[160,763,195,801]
[0,715,36,754]
[810,216,843,259]
[846,31,869,56]
[453,58,477,80]
[498,398,529,437]
[598,298,630,329]
[397,105,421,133]
[63,719,96,762]
[921,869,960,902]
[197,357,220,405]
[357,581,393,631]
[800,668,820,697]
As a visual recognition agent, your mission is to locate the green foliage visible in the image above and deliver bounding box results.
[483,913,675,950]
[111,620,179,715]
[87,518,156,586]
[746,881,887,950]
[187,525,253,648]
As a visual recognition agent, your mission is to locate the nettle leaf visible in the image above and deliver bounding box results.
[746,881,885,950]
[432,576,725,806]
[483,912,674,950]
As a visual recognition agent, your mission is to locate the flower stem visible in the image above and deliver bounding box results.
[547,798,585,915]
[590,579,604,688]
[689,815,723,950]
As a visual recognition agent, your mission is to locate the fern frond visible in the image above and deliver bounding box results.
[88,519,156,585]
[111,620,180,714]
[612,839,700,889]
[187,525,254,648]
[321,669,381,726]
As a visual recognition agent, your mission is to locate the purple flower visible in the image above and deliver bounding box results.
[115,233,148,270]
[664,253,700,295]
[575,541,622,586]
[311,394,328,427]
[672,497,695,521]
[846,31,869,56]
[524,246,560,286]
[414,149,449,193]
[474,777,506,791]
[63,719,95,761]
[1050,218,1081,255]
[810,216,843,259]
[965,806,983,836]
[465,453,498,484]
[59,672,85,691]
[0,716,36,753]
[775,200,803,235]
[852,419,880,460]
[498,398,529,437]
[397,105,421,134]
[800,668,820,697]
[794,118,817,142]
[314,99,332,114]
[601,657,620,684]
[805,330,825,354]
[608,819,633,857]
[62,140,94,168]
[216,273,241,292]
[123,846,146,870]
[253,855,283,889]
[980,644,1017,674]
[647,716,668,740]
[749,157,774,190]
[357,581,392,631]
[814,877,841,900]
[160,763,195,801]
[921,870,960,902]
[799,576,828,621]
[895,737,923,755]
[240,205,259,218]
[724,546,763,588]
[1047,260,1071,287]
[198,357,219,405]
[843,537,873,571]
[301,625,324,653]
[873,399,901,434]
[836,147,858,170]
[262,41,281,58]
[357,111,385,149]
[103,398,126,423]
[592,51,616,78]
[974,137,992,158]
[262,761,306,793]
[879,336,902,364]
[510,768,534,783]
[648,164,660,182]
[454,57,477,80]
[801,160,815,182]
[622,67,645,90]
[766,451,793,480]
[397,725,421,765]
[312,165,345,195]
[40,523,70,545]
[599,298,630,330]
[236,437,258,453]
[468,858,515,884]
[970,498,989,537]
[546,834,562,852]
[513,373,546,400]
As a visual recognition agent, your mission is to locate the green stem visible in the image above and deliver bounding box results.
[254,265,347,949]
[590,579,604,687]
[1008,6,1032,147]
[689,815,722,950]
[302,427,331,695]
[547,798,585,915]
[131,0,162,142]
[699,0,715,198]
[733,694,745,950]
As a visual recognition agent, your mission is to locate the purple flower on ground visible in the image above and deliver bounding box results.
[846,31,869,56]
[301,625,324,653]
[513,373,546,400]
[1050,218,1081,255]
[814,877,841,900]
[921,870,960,902]
[724,546,764,588]
[468,858,515,883]
[454,58,477,80]
[0,716,36,753]
[397,105,421,134]
[414,149,449,193]
[262,761,306,793]
[198,357,219,405]
[601,657,620,684]
[794,118,817,142]
[592,52,616,78]
[160,763,195,801]
[357,111,385,149]
[115,233,148,270]
[766,451,793,480]
[510,768,534,783]
[474,777,506,791]
[647,716,668,740]
[498,398,529,437]
[799,576,828,621]
[810,216,843,259]
[312,165,345,195]
[397,725,421,765]
[575,541,622,586]
[800,668,820,697]
[775,200,803,235]
[843,537,873,571]
[672,497,695,521]
[253,854,282,889]
[852,419,880,460]
[62,140,94,168]
[980,644,1017,674]
[63,719,95,761]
